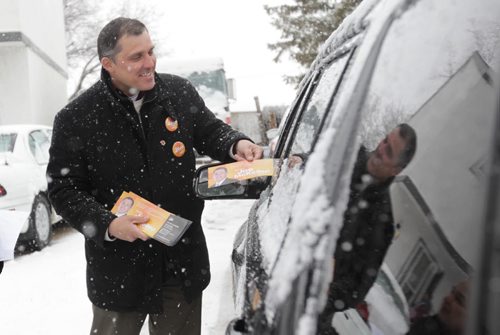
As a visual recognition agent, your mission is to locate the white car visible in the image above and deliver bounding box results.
[0,124,59,250]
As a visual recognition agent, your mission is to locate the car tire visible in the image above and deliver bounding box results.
[28,194,52,250]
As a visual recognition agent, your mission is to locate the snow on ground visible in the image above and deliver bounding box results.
[0,199,254,335]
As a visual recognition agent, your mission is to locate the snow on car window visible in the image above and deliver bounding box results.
[258,53,353,291]
[265,127,352,322]
[257,163,303,273]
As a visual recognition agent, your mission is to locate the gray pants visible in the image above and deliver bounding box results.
[90,283,202,335]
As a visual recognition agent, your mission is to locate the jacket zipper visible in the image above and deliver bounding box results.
[137,111,147,141]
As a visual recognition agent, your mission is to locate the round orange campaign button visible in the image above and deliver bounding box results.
[172,141,186,157]
[165,117,178,132]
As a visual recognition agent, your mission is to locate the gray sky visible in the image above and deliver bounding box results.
[151,0,300,111]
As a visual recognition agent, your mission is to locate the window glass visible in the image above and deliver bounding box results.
[0,133,17,152]
[259,53,352,274]
[289,53,350,157]
[29,130,51,164]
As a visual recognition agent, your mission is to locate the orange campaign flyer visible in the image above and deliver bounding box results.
[111,192,192,246]
[207,158,276,188]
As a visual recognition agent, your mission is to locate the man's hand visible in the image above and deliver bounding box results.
[108,215,150,242]
[234,139,263,162]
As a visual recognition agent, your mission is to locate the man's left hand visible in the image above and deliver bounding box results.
[234,140,263,162]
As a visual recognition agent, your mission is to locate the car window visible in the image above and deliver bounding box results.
[287,52,351,159]
[28,130,51,164]
[258,51,353,283]
[0,133,17,153]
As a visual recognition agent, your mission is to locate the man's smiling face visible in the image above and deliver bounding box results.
[367,127,407,181]
[102,30,156,95]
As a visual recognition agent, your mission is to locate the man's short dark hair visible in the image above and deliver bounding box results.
[397,123,417,169]
[97,17,147,60]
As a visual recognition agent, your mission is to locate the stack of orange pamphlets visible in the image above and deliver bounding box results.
[111,191,192,246]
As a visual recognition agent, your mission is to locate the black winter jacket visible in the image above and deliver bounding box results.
[47,70,249,313]
[324,147,395,313]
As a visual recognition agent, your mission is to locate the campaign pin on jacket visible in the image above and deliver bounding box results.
[160,140,166,146]
[165,117,178,132]
[172,141,186,157]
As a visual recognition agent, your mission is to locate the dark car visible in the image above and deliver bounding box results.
[194,0,500,334]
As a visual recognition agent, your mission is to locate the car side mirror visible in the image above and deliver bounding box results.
[193,162,270,200]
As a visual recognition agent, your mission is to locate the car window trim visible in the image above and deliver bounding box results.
[281,49,355,161]
[274,73,319,159]
[301,48,356,159]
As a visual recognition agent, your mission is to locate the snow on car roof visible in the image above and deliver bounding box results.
[0,124,51,134]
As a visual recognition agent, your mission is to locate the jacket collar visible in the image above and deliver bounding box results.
[100,68,178,120]
[100,68,160,104]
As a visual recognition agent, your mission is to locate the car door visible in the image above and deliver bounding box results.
[237,49,355,333]
[252,0,500,334]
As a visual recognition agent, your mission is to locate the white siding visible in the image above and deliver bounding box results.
[0,0,67,126]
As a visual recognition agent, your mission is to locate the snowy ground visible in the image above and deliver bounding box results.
[0,199,254,335]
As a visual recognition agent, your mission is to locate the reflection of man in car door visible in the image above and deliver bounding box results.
[407,280,470,335]
[317,124,417,334]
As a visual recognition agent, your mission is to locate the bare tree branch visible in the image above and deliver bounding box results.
[68,54,100,101]
[64,0,167,99]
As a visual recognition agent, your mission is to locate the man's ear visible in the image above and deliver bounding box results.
[101,57,114,73]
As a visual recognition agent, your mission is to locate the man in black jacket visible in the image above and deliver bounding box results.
[47,17,262,335]
[317,124,417,334]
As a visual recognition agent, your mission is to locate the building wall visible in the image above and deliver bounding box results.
[0,0,67,126]
[230,111,264,144]
[0,46,30,124]
[27,46,68,125]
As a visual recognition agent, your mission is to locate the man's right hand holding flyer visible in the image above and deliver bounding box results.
[108,215,149,242]
[233,139,263,162]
